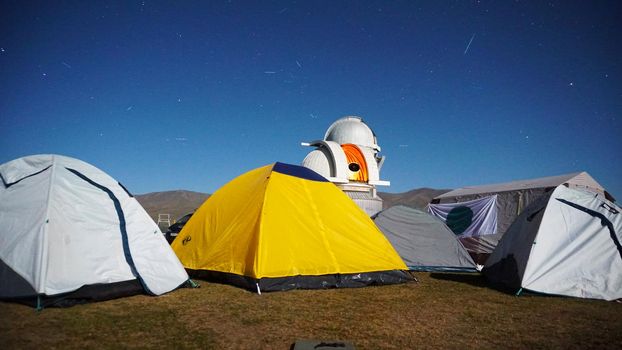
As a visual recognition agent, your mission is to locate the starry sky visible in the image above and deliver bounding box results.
[1,1,621,198]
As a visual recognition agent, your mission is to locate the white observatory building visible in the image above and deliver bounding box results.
[301,116,390,216]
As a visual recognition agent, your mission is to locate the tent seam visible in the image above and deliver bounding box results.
[521,196,555,288]
[39,155,56,295]
[301,179,340,273]
[66,167,154,295]
[556,198,622,261]
[2,165,52,188]
[255,166,272,280]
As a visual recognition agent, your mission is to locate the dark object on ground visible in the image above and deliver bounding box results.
[291,340,355,350]
[165,212,194,244]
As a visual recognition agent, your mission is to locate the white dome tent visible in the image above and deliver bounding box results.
[483,185,622,300]
[0,154,189,307]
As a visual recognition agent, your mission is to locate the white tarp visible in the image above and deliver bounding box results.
[427,195,498,237]
[0,154,188,300]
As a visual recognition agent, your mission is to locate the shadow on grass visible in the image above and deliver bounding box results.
[428,272,489,289]
[429,272,529,296]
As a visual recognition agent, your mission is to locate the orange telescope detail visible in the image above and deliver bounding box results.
[341,143,368,182]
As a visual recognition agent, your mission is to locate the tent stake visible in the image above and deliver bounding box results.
[187,279,200,288]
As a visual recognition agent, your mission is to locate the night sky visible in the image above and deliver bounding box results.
[1,1,621,197]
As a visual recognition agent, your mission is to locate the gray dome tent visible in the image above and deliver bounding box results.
[373,205,477,272]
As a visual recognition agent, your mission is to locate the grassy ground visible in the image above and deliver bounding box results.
[1,272,621,349]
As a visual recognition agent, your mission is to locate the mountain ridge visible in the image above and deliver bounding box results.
[136,187,451,227]
[135,190,210,227]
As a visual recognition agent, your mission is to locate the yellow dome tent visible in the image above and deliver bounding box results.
[172,162,409,292]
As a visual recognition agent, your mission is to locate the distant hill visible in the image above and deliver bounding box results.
[135,190,210,227]
[135,187,450,228]
[379,188,451,210]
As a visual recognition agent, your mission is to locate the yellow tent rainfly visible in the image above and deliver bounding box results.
[172,162,410,292]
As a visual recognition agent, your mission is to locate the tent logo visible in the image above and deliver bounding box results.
[446,206,474,235]
[182,236,192,245]
[601,202,619,214]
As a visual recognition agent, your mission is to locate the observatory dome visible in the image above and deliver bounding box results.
[324,116,379,150]
[302,148,332,179]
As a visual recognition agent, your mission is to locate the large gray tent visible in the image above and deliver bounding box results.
[483,185,622,300]
[429,172,610,264]
[373,205,477,272]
